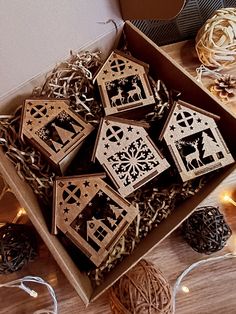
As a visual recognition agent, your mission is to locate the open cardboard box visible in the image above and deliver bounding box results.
[0,2,236,305]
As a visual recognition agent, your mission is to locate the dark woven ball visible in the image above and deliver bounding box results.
[182,206,232,255]
[0,223,37,274]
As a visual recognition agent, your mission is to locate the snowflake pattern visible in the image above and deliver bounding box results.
[57,110,71,122]
[105,81,115,91]
[35,127,49,140]
[108,137,160,186]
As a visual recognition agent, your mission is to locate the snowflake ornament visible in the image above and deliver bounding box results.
[93,117,170,197]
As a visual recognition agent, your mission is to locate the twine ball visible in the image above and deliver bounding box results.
[0,223,37,274]
[182,206,232,255]
[196,8,236,68]
[110,259,173,314]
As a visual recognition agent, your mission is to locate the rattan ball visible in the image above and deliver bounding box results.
[196,8,236,68]
[110,259,173,314]
[0,223,37,274]
[182,206,232,255]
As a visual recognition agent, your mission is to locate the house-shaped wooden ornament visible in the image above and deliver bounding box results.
[94,50,155,116]
[52,173,138,266]
[92,117,170,197]
[159,100,234,182]
[20,99,94,173]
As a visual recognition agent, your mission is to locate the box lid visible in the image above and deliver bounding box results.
[119,0,186,20]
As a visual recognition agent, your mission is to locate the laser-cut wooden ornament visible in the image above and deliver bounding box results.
[52,173,138,266]
[92,117,170,197]
[94,50,155,115]
[20,99,94,173]
[159,100,234,182]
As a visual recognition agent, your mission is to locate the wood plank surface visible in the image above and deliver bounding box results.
[0,41,236,314]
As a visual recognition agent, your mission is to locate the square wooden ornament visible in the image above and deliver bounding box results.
[20,99,94,173]
[94,50,155,115]
[159,100,234,181]
[52,173,138,267]
[92,117,170,197]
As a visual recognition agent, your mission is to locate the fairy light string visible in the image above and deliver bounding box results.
[0,276,58,314]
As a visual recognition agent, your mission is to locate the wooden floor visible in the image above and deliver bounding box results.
[0,41,236,314]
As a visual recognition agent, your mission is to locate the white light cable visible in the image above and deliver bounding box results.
[172,252,236,313]
[0,276,58,314]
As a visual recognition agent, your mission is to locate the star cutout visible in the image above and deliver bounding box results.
[75,225,80,231]
[127,126,133,132]
[64,218,68,222]
[50,106,54,110]
[83,180,90,187]
[128,65,133,69]
[77,202,80,206]
[170,125,176,131]
[78,213,83,218]
[103,70,108,74]
[26,120,32,125]
[63,207,69,214]
[105,143,110,149]
[88,202,93,206]
[98,191,103,197]
[106,197,110,201]
[197,118,202,123]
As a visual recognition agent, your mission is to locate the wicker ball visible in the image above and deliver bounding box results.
[110,259,173,314]
[196,8,236,68]
[0,223,37,274]
[182,206,232,255]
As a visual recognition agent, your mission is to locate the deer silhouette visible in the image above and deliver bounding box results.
[111,87,124,107]
[127,82,142,102]
[184,139,204,170]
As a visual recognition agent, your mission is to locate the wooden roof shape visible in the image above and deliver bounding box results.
[52,173,138,266]
[92,116,170,197]
[20,99,94,174]
[159,100,234,182]
[94,50,155,116]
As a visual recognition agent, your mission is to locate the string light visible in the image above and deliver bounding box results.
[221,193,236,207]
[12,208,27,224]
[0,276,58,314]
[181,285,190,293]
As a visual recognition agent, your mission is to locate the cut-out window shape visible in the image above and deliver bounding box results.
[106,126,124,142]
[62,184,81,204]
[176,111,193,127]
[110,59,126,72]
[94,226,107,241]
[30,104,47,118]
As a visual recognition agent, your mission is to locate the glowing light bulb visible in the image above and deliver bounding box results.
[12,208,27,223]
[221,193,236,207]
[181,285,190,293]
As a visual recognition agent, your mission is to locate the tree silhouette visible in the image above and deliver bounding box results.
[201,131,221,161]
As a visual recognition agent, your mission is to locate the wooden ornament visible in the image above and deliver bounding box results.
[159,100,234,182]
[92,117,170,197]
[52,173,138,266]
[94,50,155,116]
[20,99,94,173]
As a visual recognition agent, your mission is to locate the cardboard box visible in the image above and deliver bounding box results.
[0,6,235,305]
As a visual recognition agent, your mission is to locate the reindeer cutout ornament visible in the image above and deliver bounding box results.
[52,173,138,266]
[159,100,234,181]
[20,99,94,173]
[92,117,170,197]
[94,50,155,115]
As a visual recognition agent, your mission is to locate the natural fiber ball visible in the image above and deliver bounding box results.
[182,206,232,254]
[196,8,236,68]
[110,259,173,314]
[0,223,37,274]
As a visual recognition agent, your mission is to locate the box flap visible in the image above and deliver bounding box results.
[119,0,186,20]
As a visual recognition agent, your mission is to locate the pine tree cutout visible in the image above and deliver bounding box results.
[107,216,117,227]
[202,131,221,161]
[70,122,83,134]
[52,123,74,144]
[51,139,63,152]
[110,204,124,219]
